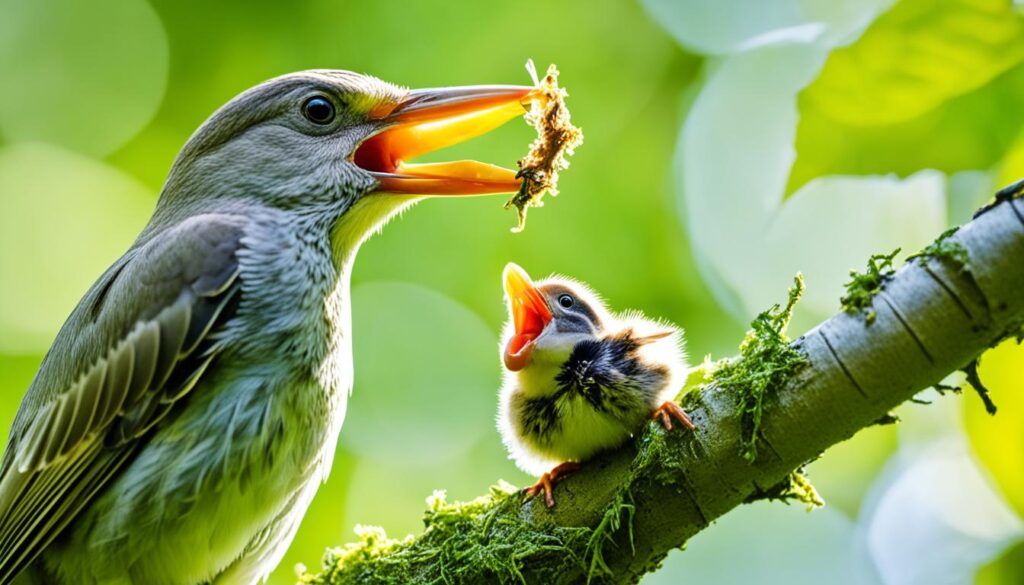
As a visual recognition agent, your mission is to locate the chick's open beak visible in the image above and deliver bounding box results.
[355,85,537,196]
[503,263,552,371]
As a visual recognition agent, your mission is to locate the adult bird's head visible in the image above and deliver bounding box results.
[154,70,534,257]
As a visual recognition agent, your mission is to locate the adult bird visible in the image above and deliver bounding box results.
[0,70,534,584]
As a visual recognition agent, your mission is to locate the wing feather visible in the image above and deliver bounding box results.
[0,445,132,584]
[41,394,74,467]
[152,299,191,390]
[63,363,104,457]
[0,214,247,584]
[96,338,134,430]
[16,401,57,474]
[128,323,160,404]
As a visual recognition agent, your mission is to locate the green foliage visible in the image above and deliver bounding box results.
[803,0,1024,126]
[840,249,900,324]
[791,2,1024,199]
[712,275,808,462]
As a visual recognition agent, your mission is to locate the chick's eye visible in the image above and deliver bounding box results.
[558,294,574,308]
[302,96,335,125]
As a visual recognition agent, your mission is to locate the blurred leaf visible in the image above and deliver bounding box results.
[762,172,945,325]
[343,282,500,464]
[791,63,1024,198]
[864,439,1023,585]
[0,0,168,156]
[678,37,948,328]
[964,340,1024,517]
[640,0,807,54]
[0,144,154,353]
[975,539,1024,585]
[639,0,893,55]
[646,501,878,585]
[804,0,1024,126]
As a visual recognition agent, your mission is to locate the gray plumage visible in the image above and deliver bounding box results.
[0,70,421,584]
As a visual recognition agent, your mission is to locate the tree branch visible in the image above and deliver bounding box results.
[299,193,1024,585]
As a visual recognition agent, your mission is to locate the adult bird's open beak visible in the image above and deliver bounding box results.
[355,85,538,196]
[503,263,553,371]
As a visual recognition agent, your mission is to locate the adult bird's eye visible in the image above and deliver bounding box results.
[302,96,335,125]
[558,294,574,308]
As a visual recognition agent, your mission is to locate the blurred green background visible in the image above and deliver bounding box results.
[1,0,1023,583]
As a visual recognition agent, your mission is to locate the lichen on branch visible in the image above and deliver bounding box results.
[840,248,900,324]
[907,227,970,272]
[710,274,808,462]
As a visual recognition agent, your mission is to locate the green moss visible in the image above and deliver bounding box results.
[299,482,591,585]
[963,358,998,415]
[840,249,900,324]
[585,489,635,583]
[783,472,825,511]
[746,470,824,511]
[907,227,970,272]
[712,275,809,462]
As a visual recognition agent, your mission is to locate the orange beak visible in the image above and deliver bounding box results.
[355,85,539,196]
[503,263,553,371]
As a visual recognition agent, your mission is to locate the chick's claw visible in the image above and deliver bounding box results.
[523,461,581,508]
[653,400,695,432]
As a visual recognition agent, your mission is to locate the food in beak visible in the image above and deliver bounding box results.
[503,263,552,371]
[504,61,583,232]
[356,61,583,233]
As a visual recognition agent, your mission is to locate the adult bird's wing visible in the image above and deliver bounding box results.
[0,213,248,584]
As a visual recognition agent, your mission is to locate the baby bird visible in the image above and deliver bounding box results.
[498,263,694,507]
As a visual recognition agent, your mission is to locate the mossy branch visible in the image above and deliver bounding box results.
[300,191,1024,585]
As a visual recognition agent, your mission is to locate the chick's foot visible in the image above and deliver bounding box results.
[524,461,581,508]
[652,401,695,431]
